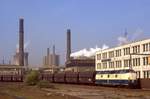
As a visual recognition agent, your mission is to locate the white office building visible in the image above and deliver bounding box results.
[96,39,150,78]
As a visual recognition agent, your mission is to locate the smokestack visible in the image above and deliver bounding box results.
[47,48,50,57]
[66,29,71,61]
[9,60,11,65]
[2,57,5,64]
[19,18,24,66]
[24,52,29,66]
[47,48,50,66]
[53,45,55,55]
[52,45,56,66]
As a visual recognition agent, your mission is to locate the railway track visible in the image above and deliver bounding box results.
[43,83,150,99]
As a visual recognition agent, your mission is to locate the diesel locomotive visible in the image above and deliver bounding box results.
[95,69,138,87]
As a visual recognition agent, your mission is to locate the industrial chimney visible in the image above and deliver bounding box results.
[66,29,71,62]
[24,52,29,66]
[52,45,56,66]
[19,18,24,66]
[47,47,50,66]
[53,45,55,55]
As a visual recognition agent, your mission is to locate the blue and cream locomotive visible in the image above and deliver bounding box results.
[95,69,138,87]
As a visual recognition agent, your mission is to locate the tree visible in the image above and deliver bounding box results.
[24,70,39,85]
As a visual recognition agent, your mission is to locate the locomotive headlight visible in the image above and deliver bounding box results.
[88,78,92,82]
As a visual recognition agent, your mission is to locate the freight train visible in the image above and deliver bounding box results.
[40,69,139,88]
[0,75,23,82]
[0,69,139,88]
[40,71,96,85]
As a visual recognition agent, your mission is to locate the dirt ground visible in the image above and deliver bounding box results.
[0,83,150,99]
[43,83,150,99]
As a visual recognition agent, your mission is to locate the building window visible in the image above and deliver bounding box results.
[115,49,121,57]
[102,52,107,59]
[115,60,122,68]
[146,44,148,51]
[132,58,140,67]
[133,58,135,67]
[102,62,107,69]
[132,45,140,54]
[109,62,114,68]
[136,71,140,78]
[149,43,150,51]
[143,44,145,52]
[148,71,150,78]
[124,59,130,67]
[143,43,150,52]
[109,51,114,58]
[124,47,130,55]
[143,71,150,78]
[143,57,148,66]
[97,54,101,60]
[138,58,140,66]
[97,63,101,69]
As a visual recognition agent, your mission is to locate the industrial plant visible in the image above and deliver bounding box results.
[43,45,59,67]
[1,1,150,99]
[0,18,27,76]
[13,52,29,66]
[0,17,150,90]
[40,45,60,73]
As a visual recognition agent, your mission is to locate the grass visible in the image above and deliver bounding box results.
[0,82,81,99]
[37,80,56,89]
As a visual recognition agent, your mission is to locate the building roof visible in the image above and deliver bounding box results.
[66,59,95,67]
[96,38,150,53]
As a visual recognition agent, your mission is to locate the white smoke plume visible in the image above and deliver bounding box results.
[101,44,109,50]
[117,28,144,45]
[117,29,128,45]
[70,44,109,58]
[16,41,30,53]
[131,28,143,41]
[118,36,128,45]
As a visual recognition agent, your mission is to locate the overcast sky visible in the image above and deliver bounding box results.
[0,0,150,66]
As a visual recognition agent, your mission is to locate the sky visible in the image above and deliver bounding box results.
[0,0,150,66]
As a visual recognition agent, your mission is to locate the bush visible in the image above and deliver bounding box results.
[37,80,55,89]
[24,70,39,85]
